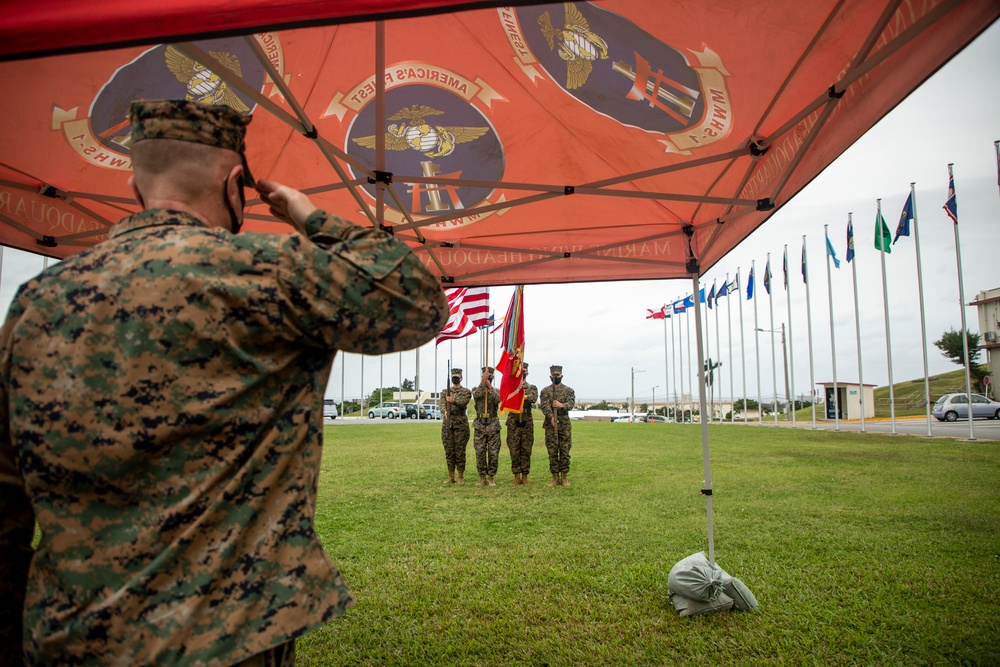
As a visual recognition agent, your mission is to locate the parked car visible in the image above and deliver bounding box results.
[646,414,669,423]
[368,401,402,419]
[612,414,639,423]
[322,400,338,420]
[932,393,1000,422]
[403,403,432,419]
[424,404,442,420]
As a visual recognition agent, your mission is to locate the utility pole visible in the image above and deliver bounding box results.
[631,367,645,420]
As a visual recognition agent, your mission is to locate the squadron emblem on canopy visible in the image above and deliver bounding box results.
[164,46,250,113]
[537,3,609,90]
[352,104,489,159]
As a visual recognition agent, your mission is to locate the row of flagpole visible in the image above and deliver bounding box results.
[648,164,983,438]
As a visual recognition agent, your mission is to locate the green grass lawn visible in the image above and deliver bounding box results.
[300,421,1000,666]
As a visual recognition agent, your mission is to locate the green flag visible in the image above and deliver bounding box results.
[874,210,892,253]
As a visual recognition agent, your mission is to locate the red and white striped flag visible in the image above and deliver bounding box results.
[436,287,489,344]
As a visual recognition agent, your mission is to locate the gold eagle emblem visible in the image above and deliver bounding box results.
[352,105,489,159]
[538,2,609,90]
[164,45,250,113]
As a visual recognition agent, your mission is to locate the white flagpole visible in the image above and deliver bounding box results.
[752,260,762,425]
[380,354,384,410]
[849,213,866,433]
[877,200,897,435]
[910,183,932,437]
[804,236,817,428]
[948,164,976,441]
[726,273,735,423]
[824,224,840,431]
[767,253,778,426]
[714,284,722,423]
[686,299,693,420]
[737,269,748,425]
[360,355,366,416]
[663,312,670,421]
[784,246,796,428]
[340,353,346,417]
[672,302,679,421]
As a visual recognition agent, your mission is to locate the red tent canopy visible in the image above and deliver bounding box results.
[1,0,996,286]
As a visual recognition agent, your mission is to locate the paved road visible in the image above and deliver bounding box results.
[738,416,1000,441]
[327,415,999,441]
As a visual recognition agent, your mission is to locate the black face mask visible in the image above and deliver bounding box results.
[451,376,461,385]
[552,376,562,384]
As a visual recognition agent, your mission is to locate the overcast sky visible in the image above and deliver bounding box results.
[1,22,997,406]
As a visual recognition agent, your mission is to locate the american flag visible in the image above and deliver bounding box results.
[436,287,490,344]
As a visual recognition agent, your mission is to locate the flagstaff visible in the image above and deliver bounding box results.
[907,184,932,436]
[726,273,735,424]
[751,260,762,425]
[737,269,748,425]
[766,255,778,425]
[875,200,897,435]
[824,224,840,431]
[847,213,866,433]
[945,163,976,441]
[783,246,796,427]
[803,236,817,428]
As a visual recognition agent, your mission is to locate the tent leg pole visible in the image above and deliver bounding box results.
[692,273,714,564]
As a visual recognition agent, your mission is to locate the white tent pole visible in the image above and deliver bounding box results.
[803,237,817,429]
[876,200,897,435]
[910,183,933,436]
[784,246,796,427]
[737,269,747,425]
[686,302,692,419]
[848,214,867,433]
[824,224,840,431]
[691,273,715,564]
[752,260,762,425]
[767,254,778,425]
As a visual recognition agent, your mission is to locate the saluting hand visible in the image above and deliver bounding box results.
[256,179,318,235]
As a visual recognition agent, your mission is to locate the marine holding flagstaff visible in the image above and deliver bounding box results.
[540,365,576,486]
[505,362,538,486]
[0,99,449,665]
[472,366,502,486]
[440,367,472,484]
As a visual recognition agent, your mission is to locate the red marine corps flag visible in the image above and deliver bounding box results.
[497,285,526,414]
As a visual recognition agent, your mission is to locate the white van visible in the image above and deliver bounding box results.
[323,400,338,420]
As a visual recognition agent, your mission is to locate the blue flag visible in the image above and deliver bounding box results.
[825,234,841,269]
[707,282,716,309]
[747,266,755,299]
[763,258,772,295]
[672,298,687,314]
[782,248,788,289]
[943,170,958,224]
[894,191,914,244]
[846,220,855,263]
[801,242,808,284]
[716,280,730,300]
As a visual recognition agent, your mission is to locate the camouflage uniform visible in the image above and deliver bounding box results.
[505,366,538,477]
[540,366,576,476]
[0,100,449,666]
[472,367,501,482]
[439,369,471,478]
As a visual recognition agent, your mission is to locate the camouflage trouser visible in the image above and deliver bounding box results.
[473,420,501,477]
[543,417,572,473]
[232,641,295,667]
[442,421,470,472]
[506,419,534,474]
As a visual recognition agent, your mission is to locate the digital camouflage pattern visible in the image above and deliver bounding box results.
[505,381,538,475]
[540,380,576,474]
[0,206,448,666]
[472,380,501,478]
[130,99,250,153]
[439,380,471,473]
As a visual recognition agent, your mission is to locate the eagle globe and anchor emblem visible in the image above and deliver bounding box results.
[352,104,489,159]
